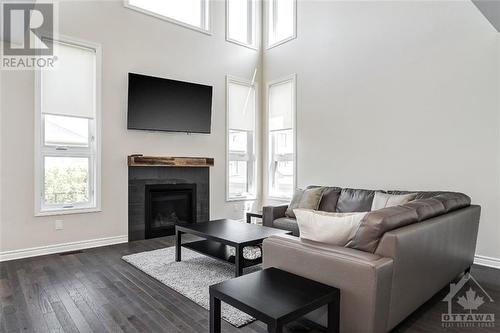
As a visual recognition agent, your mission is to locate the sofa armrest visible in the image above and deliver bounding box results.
[262,205,288,227]
[374,205,481,330]
[263,234,393,333]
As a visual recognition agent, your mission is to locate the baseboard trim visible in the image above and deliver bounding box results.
[474,254,500,269]
[0,235,128,262]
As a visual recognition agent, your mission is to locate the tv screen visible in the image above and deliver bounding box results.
[127,73,213,133]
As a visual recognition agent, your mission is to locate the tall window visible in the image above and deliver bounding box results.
[226,0,256,48]
[268,75,295,199]
[226,76,257,200]
[125,0,210,33]
[267,0,296,48]
[36,39,100,215]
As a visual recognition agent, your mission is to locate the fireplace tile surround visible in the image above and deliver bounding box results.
[128,158,211,241]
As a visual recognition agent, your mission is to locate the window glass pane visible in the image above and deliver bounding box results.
[272,160,294,197]
[129,0,206,29]
[272,129,293,155]
[268,0,295,46]
[44,157,89,205]
[228,160,248,197]
[229,130,248,153]
[42,40,95,119]
[228,0,253,45]
[44,115,89,147]
[270,129,294,197]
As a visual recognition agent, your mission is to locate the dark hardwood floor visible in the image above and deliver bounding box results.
[0,236,498,333]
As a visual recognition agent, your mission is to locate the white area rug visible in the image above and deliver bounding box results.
[122,246,260,327]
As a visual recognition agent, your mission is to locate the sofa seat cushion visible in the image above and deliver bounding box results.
[336,188,377,213]
[273,217,300,236]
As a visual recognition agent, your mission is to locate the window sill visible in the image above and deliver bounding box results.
[226,196,257,202]
[267,196,292,202]
[226,38,258,51]
[35,207,102,217]
[266,34,297,50]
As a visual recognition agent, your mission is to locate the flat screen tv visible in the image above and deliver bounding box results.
[127,73,213,133]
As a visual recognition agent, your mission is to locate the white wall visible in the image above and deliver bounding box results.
[263,0,500,260]
[0,0,260,253]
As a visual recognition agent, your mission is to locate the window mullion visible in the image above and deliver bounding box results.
[200,0,206,29]
[272,0,278,41]
[247,0,253,45]
[41,147,93,157]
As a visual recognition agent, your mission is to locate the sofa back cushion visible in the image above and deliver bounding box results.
[371,192,417,210]
[433,193,470,212]
[336,188,376,213]
[317,187,342,212]
[346,192,471,252]
[346,206,419,252]
[404,198,445,220]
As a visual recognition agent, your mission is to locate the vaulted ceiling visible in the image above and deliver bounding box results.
[473,0,500,32]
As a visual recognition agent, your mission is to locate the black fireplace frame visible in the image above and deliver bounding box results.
[144,183,197,239]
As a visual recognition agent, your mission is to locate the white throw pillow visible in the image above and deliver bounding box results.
[371,192,417,211]
[294,209,367,246]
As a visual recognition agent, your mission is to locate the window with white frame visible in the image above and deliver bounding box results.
[227,76,257,200]
[267,0,296,48]
[125,0,210,33]
[226,0,256,48]
[36,39,100,214]
[268,75,295,199]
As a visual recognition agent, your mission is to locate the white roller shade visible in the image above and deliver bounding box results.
[228,81,255,131]
[269,80,293,130]
[41,40,96,119]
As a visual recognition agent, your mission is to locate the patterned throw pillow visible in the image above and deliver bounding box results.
[285,187,326,218]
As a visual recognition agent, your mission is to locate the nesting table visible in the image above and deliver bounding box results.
[209,267,340,333]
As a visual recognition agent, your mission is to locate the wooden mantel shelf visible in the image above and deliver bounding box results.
[128,155,214,168]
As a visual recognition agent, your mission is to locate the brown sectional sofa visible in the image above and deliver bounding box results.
[262,187,480,332]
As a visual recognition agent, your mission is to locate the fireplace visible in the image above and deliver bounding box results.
[145,184,197,239]
[128,156,210,241]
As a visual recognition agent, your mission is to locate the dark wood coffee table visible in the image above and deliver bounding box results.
[175,219,291,277]
[209,267,340,333]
